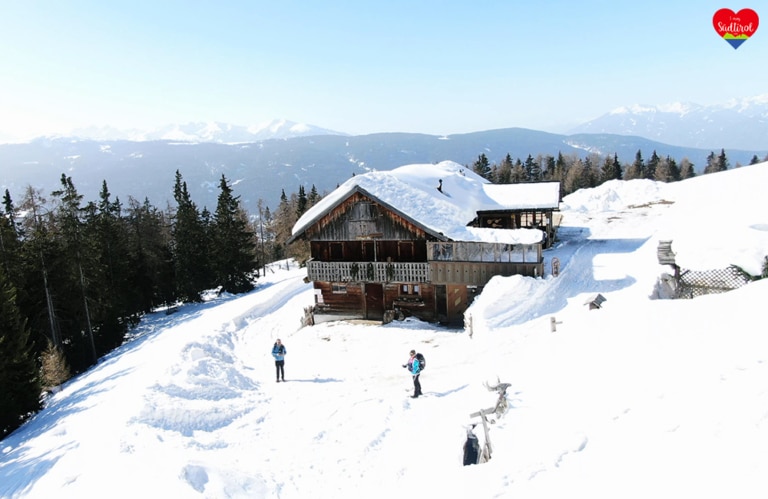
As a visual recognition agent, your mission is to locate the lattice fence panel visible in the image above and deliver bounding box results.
[677,265,751,298]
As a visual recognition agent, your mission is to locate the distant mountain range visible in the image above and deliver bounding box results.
[1,129,765,217]
[66,119,346,143]
[569,95,768,151]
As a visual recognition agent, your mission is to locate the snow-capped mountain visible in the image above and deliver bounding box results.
[570,95,768,151]
[69,119,346,143]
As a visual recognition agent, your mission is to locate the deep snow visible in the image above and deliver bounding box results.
[1,163,768,498]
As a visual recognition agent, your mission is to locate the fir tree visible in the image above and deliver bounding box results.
[717,149,729,172]
[472,154,492,179]
[510,158,526,184]
[646,150,660,180]
[750,155,760,165]
[624,150,645,180]
[703,151,718,174]
[296,185,308,218]
[600,153,623,184]
[211,174,257,294]
[0,265,41,437]
[172,170,210,302]
[497,154,513,184]
[50,174,98,369]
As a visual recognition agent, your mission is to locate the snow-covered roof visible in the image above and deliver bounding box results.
[481,182,561,210]
[291,161,558,245]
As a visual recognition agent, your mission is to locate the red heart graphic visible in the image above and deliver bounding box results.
[713,8,759,48]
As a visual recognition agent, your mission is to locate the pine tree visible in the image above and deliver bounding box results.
[296,185,308,218]
[211,174,257,294]
[81,181,135,353]
[472,154,492,179]
[308,185,320,207]
[50,174,98,369]
[0,265,41,437]
[624,150,645,180]
[272,189,293,261]
[703,151,718,174]
[600,153,623,184]
[717,149,729,172]
[524,155,541,182]
[125,197,176,311]
[497,154,513,184]
[749,155,760,165]
[511,158,526,183]
[172,170,210,302]
[646,150,660,180]
[0,189,24,293]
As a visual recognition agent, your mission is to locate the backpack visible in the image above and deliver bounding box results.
[415,352,426,371]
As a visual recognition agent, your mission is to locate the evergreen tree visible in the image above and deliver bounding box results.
[81,181,135,353]
[472,154,492,179]
[50,174,98,369]
[211,174,257,294]
[646,150,660,180]
[554,152,568,199]
[272,189,292,261]
[542,154,555,180]
[0,264,42,437]
[510,158,526,184]
[308,185,320,207]
[296,185,308,218]
[0,189,24,292]
[497,154,513,184]
[125,197,176,312]
[717,149,729,172]
[171,170,210,302]
[624,150,645,180]
[600,153,623,184]
[703,151,718,174]
[524,155,541,182]
[17,187,62,355]
[749,154,760,165]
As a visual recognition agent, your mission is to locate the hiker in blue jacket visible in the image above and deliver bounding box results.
[272,339,287,382]
[403,349,422,398]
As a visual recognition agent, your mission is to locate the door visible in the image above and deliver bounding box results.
[365,283,384,320]
[435,285,447,323]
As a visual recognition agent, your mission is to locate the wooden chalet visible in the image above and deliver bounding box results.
[288,161,561,325]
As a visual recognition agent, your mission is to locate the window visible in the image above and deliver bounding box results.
[330,242,343,260]
[400,284,420,296]
[332,283,347,294]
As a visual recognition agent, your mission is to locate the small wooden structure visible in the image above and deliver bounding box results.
[584,293,606,310]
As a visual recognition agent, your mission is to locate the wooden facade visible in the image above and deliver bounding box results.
[292,185,551,325]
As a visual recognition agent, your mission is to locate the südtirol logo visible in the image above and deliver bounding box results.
[713,8,759,49]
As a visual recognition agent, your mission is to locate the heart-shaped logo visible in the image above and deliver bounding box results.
[713,8,759,49]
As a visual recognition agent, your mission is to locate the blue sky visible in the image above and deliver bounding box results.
[0,1,765,140]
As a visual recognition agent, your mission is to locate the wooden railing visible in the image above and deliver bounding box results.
[307,261,431,283]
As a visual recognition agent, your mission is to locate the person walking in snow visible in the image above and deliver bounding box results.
[403,349,422,398]
[272,339,286,382]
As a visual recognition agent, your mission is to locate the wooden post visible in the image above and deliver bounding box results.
[470,407,495,461]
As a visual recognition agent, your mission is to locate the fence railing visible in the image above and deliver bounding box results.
[307,261,431,283]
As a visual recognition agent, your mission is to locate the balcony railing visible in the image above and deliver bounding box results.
[307,260,431,283]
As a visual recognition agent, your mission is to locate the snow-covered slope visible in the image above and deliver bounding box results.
[1,163,767,498]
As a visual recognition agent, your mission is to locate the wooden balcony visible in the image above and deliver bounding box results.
[306,260,431,283]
